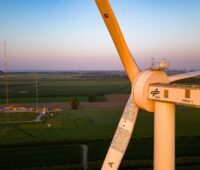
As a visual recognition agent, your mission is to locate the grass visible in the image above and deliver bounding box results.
[0,72,199,169]
[0,72,128,104]
[0,107,199,144]
[0,107,199,169]
[0,112,36,122]
[0,73,130,101]
[0,145,82,169]
[9,112,37,121]
[0,95,105,103]
[0,113,7,122]
[0,138,200,170]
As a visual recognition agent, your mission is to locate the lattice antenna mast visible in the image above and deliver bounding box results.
[3,41,9,105]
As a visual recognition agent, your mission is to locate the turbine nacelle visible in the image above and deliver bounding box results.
[133,70,169,112]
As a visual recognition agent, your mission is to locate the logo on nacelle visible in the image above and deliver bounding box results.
[151,88,160,97]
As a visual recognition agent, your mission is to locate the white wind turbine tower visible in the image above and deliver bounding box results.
[95,0,200,170]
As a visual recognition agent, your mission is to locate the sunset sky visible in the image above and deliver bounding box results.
[0,0,200,71]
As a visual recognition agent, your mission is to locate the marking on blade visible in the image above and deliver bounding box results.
[122,95,137,122]
[111,127,131,153]
[108,162,114,168]
[104,13,109,18]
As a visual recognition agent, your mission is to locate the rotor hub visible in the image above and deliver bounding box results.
[133,70,169,112]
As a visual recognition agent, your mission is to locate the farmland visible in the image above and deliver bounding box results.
[0,72,130,104]
[0,71,200,170]
[0,108,199,169]
[0,108,200,144]
[0,112,36,122]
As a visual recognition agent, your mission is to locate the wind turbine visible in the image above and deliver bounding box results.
[95,0,200,170]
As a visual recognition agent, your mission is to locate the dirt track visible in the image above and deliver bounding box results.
[0,94,129,111]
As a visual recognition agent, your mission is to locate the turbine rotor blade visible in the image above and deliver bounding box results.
[169,71,200,83]
[96,0,140,82]
[101,92,139,170]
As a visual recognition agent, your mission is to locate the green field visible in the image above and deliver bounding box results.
[0,107,199,144]
[0,95,105,103]
[0,72,129,104]
[0,107,200,169]
[0,112,36,122]
[0,72,200,169]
